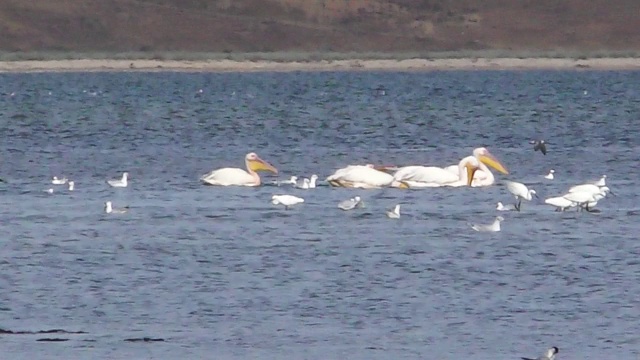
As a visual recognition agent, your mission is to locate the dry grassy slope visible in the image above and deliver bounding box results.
[0,0,639,53]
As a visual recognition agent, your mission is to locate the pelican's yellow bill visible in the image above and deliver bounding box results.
[248,158,278,174]
[465,163,478,186]
[479,153,509,175]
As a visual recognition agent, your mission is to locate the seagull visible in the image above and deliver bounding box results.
[496,201,516,211]
[107,172,128,188]
[544,169,555,180]
[52,176,67,185]
[295,174,319,189]
[592,174,607,187]
[522,346,559,360]
[104,201,128,214]
[68,181,75,191]
[471,216,504,232]
[338,196,362,211]
[530,140,547,155]
[504,180,538,211]
[274,176,297,186]
[271,194,304,209]
[45,188,54,194]
[386,204,400,219]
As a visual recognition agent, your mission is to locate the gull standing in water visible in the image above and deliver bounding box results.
[504,180,537,211]
[68,181,75,191]
[471,216,504,232]
[52,176,67,185]
[107,172,128,188]
[338,196,362,211]
[544,169,555,180]
[105,201,128,214]
[295,174,319,189]
[273,176,297,186]
[271,194,304,209]
[521,346,559,360]
[386,204,401,219]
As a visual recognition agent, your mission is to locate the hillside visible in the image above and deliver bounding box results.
[1,0,639,54]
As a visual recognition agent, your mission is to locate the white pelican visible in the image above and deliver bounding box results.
[201,152,277,186]
[504,180,537,211]
[271,194,304,209]
[522,346,559,360]
[496,202,516,211]
[398,147,508,188]
[544,169,555,180]
[107,172,128,188]
[338,196,362,211]
[327,165,406,189]
[544,196,575,211]
[52,176,67,185]
[68,181,75,191]
[471,216,504,232]
[593,175,607,187]
[105,201,127,214]
[386,204,400,219]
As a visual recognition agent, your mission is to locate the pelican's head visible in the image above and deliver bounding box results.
[246,152,278,174]
[473,147,509,175]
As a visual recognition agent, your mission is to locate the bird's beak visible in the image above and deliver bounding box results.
[478,151,509,175]
[465,163,478,186]
[248,156,278,174]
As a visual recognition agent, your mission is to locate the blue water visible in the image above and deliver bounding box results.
[0,70,639,359]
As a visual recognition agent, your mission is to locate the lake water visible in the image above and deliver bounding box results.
[0,70,639,359]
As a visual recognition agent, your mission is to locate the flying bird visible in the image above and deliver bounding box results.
[530,140,547,155]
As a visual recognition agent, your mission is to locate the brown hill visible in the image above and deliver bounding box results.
[1,0,639,54]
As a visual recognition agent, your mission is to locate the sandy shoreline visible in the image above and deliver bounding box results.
[0,58,639,72]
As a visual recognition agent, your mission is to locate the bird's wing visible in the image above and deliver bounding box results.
[533,142,547,155]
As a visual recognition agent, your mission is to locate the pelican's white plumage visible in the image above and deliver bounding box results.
[471,216,504,232]
[271,194,304,209]
[201,152,277,186]
[394,147,508,188]
[338,196,362,211]
[52,176,67,185]
[545,169,555,180]
[327,165,403,189]
[386,204,401,219]
[107,172,128,188]
[504,180,537,211]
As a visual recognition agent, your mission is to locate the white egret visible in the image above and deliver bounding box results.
[504,180,537,211]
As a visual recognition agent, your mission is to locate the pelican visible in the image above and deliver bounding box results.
[107,172,128,188]
[522,346,559,360]
[504,180,537,211]
[496,202,516,211]
[68,181,75,191]
[201,152,277,186]
[544,196,575,211]
[52,176,67,185]
[105,201,128,214]
[327,165,406,189]
[593,175,607,186]
[386,204,401,219]
[471,216,504,232]
[545,169,555,180]
[398,147,508,188]
[338,196,362,211]
[271,194,304,209]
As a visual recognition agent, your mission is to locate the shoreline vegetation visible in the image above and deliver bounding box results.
[0,51,639,72]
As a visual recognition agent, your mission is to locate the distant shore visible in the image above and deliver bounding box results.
[0,57,639,73]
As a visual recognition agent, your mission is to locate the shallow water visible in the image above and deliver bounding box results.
[0,70,639,359]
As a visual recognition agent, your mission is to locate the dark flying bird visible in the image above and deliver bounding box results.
[530,140,547,155]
